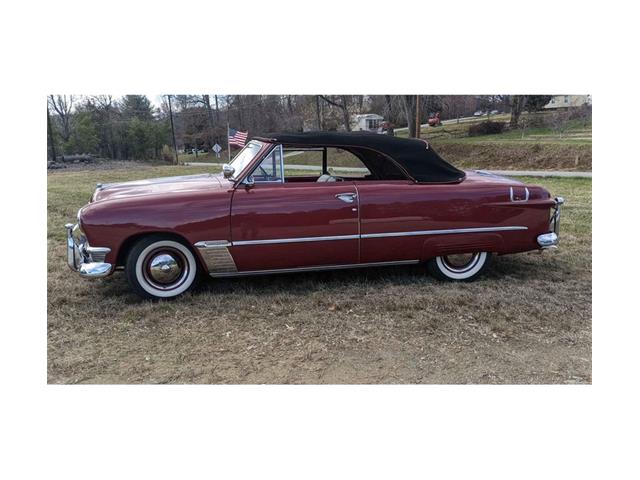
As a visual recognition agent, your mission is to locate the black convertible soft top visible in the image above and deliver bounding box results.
[254,132,466,184]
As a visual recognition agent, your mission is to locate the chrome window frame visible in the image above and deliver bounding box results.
[228,140,268,182]
[243,144,285,185]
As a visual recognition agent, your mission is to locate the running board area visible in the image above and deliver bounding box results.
[209,260,420,278]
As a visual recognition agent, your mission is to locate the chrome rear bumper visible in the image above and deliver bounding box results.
[65,223,113,278]
[537,197,565,249]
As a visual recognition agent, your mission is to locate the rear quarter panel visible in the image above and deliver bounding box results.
[356,176,553,263]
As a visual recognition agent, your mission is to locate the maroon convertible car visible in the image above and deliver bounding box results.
[66,132,564,299]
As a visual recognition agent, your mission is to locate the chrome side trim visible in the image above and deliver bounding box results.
[361,225,528,239]
[209,259,419,278]
[199,226,528,249]
[194,240,232,249]
[233,234,360,246]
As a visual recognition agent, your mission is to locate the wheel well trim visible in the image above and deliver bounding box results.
[116,231,205,271]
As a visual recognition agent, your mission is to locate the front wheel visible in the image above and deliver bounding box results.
[126,235,200,300]
[427,252,492,281]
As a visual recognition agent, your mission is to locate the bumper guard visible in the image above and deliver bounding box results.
[65,223,113,278]
[537,197,565,249]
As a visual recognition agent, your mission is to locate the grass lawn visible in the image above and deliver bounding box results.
[398,113,592,146]
[47,165,591,384]
[175,113,592,173]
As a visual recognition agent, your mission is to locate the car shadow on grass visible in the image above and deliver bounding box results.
[94,251,575,304]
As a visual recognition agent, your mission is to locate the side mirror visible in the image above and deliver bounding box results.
[222,164,235,179]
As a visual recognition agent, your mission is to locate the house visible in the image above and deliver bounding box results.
[352,113,384,132]
[544,95,592,109]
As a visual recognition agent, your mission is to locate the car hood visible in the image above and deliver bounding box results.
[91,173,228,203]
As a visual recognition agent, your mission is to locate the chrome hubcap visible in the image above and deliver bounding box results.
[442,253,481,273]
[148,253,183,284]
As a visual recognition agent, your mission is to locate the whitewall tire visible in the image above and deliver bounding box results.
[126,235,199,300]
[427,252,491,281]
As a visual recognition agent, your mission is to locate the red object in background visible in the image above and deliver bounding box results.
[428,112,442,126]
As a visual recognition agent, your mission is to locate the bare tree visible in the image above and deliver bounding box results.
[510,95,528,128]
[319,95,352,131]
[402,95,417,138]
[549,109,571,138]
[46,104,56,161]
[315,95,322,130]
[48,95,75,143]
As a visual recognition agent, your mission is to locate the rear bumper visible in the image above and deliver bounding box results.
[65,223,113,278]
[537,197,565,249]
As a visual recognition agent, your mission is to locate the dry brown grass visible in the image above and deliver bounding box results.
[47,164,591,384]
[435,143,592,171]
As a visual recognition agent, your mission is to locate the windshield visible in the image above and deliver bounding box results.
[228,140,265,180]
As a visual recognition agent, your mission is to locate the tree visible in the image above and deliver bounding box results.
[121,95,154,121]
[66,110,99,153]
[477,95,504,120]
[525,95,553,112]
[509,95,527,127]
[48,95,74,143]
[319,95,352,131]
[47,104,57,162]
[402,95,417,138]
[89,95,117,159]
[126,117,152,159]
[510,95,553,127]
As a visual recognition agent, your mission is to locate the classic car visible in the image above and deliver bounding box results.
[65,132,564,300]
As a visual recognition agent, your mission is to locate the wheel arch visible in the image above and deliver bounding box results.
[116,231,204,271]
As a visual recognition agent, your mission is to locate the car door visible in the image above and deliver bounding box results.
[229,145,360,272]
[355,180,430,264]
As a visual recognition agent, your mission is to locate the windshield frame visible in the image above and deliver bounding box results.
[228,140,268,181]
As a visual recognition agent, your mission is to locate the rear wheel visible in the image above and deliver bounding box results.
[126,235,199,300]
[427,252,491,281]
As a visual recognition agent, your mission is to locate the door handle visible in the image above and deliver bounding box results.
[335,192,357,203]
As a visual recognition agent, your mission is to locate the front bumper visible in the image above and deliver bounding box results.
[537,197,565,249]
[65,223,113,278]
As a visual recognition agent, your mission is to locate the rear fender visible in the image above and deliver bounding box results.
[421,233,504,260]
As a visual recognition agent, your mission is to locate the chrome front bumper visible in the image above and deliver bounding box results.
[65,223,113,278]
[537,197,565,249]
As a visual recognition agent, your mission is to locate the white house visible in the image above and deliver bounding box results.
[352,113,384,132]
[544,95,592,109]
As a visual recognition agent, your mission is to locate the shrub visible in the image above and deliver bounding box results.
[468,121,506,137]
[526,113,547,128]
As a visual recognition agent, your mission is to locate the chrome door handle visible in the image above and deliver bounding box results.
[335,192,357,203]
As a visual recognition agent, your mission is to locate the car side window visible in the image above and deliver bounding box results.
[283,148,323,178]
[250,145,283,183]
[326,148,371,178]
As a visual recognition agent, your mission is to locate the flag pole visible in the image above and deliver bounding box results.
[227,122,231,163]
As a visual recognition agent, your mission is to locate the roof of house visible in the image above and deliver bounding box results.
[253,132,466,183]
[353,113,384,119]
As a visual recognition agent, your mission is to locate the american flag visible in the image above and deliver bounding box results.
[228,127,248,147]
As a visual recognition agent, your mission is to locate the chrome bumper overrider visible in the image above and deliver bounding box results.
[65,223,113,278]
[537,197,565,249]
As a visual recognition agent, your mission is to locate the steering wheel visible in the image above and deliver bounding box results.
[256,165,271,180]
